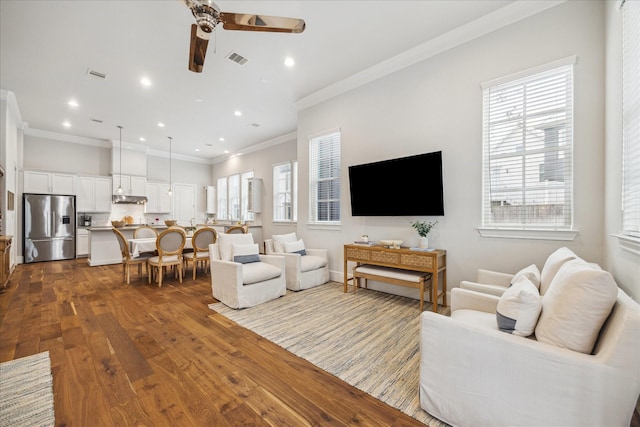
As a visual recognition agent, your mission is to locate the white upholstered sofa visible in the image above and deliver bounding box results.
[264,232,329,291]
[419,248,640,427]
[209,233,286,309]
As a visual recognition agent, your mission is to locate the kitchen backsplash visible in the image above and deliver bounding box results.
[78,204,173,227]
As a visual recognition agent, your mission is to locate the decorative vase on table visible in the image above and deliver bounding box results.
[418,236,429,249]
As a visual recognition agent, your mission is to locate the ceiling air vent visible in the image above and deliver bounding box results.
[249,123,260,127]
[226,52,248,65]
[90,118,103,123]
[86,68,107,79]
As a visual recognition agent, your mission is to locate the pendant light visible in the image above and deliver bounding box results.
[116,125,124,195]
[167,136,173,197]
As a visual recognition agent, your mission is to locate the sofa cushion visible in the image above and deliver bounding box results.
[218,233,254,262]
[242,261,282,285]
[540,247,577,295]
[273,232,298,253]
[496,276,542,337]
[511,264,541,290]
[535,259,618,354]
[284,239,306,256]
[232,243,260,264]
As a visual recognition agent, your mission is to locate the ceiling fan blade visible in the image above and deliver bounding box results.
[220,12,305,33]
[188,24,210,73]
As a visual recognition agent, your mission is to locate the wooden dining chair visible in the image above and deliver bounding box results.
[183,227,218,280]
[225,225,248,234]
[147,227,186,287]
[134,225,159,239]
[112,228,153,285]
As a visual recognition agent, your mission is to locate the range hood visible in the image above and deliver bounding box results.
[112,194,148,204]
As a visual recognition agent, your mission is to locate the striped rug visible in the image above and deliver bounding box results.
[0,351,55,427]
[209,282,449,426]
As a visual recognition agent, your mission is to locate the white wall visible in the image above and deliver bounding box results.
[23,134,111,175]
[604,0,640,300]
[297,0,608,295]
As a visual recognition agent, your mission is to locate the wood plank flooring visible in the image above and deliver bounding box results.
[0,259,428,426]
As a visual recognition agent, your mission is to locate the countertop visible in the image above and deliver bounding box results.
[89,225,169,231]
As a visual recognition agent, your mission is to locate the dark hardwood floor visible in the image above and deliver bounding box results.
[0,258,427,426]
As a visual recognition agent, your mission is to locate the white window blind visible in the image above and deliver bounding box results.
[241,171,255,222]
[273,161,297,222]
[309,131,341,223]
[217,177,227,220]
[622,0,640,238]
[482,59,574,229]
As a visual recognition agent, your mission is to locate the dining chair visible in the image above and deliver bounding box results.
[147,227,187,287]
[183,227,217,280]
[112,228,153,285]
[225,225,248,234]
[134,225,159,239]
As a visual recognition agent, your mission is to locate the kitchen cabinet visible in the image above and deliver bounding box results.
[77,176,112,212]
[146,182,171,213]
[112,174,146,195]
[24,170,76,194]
[247,178,262,213]
[205,185,216,214]
[77,228,89,257]
[0,236,12,290]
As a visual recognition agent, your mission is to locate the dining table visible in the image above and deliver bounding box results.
[128,237,193,258]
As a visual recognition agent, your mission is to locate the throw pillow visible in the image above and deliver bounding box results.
[272,232,298,253]
[284,239,306,256]
[511,264,541,290]
[218,233,254,262]
[535,259,618,354]
[232,243,260,264]
[496,276,542,337]
[539,247,577,295]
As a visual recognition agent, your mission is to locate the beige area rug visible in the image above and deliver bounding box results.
[0,351,55,427]
[208,282,448,426]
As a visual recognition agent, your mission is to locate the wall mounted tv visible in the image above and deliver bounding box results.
[348,151,444,216]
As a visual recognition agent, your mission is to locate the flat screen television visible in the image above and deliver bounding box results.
[348,151,444,216]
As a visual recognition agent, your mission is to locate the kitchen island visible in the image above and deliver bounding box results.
[87,225,167,266]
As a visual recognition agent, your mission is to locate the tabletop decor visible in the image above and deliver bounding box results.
[411,220,438,248]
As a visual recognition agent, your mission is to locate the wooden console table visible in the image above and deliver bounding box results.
[343,244,446,312]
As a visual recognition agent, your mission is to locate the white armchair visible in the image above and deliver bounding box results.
[264,233,329,291]
[420,276,640,426]
[209,233,286,309]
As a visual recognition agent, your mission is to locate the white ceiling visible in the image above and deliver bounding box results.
[1,0,539,162]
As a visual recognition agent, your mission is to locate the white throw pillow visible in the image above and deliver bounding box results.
[218,233,254,262]
[535,259,618,354]
[284,239,306,255]
[539,247,578,295]
[272,232,298,253]
[511,264,541,290]
[496,276,542,337]
[232,243,260,264]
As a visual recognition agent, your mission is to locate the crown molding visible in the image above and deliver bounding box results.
[210,131,297,164]
[1,89,24,126]
[296,0,566,111]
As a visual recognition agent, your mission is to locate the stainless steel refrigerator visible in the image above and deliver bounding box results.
[23,194,76,263]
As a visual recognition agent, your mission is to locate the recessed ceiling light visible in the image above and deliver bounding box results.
[219,137,225,142]
[195,98,203,102]
[224,150,229,154]
[140,77,152,87]
[194,148,200,152]
[234,110,242,117]
[139,137,146,142]
[68,99,79,108]
[62,121,71,128]
[157,122,165,127]
[284,57,295,67]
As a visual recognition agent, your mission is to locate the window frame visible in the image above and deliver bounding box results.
[273,160,298,223]
[308,129,341,226]
[478,56,578,241]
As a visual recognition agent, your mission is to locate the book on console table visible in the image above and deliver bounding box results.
[409,247,435,252]
[353,241,376,246]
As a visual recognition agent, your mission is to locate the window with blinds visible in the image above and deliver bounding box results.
[622,0,640,238]
[273,161,297,222]
[227,174,240,221]
[217,177,228,221]
[309,130,341,223]
[482,58,574,229]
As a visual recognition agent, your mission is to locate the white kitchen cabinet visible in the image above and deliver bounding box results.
[247,178,262,213]
[205,185,216,214]
[77,228,89,257]
[112,174,146,195]
[24,170,76,194]
[146,182,171,213]
[78,176,112,212]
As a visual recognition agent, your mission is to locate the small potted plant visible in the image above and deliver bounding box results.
[411,220,438,248]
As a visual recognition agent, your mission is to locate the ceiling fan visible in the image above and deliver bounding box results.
[184,0,306,73]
